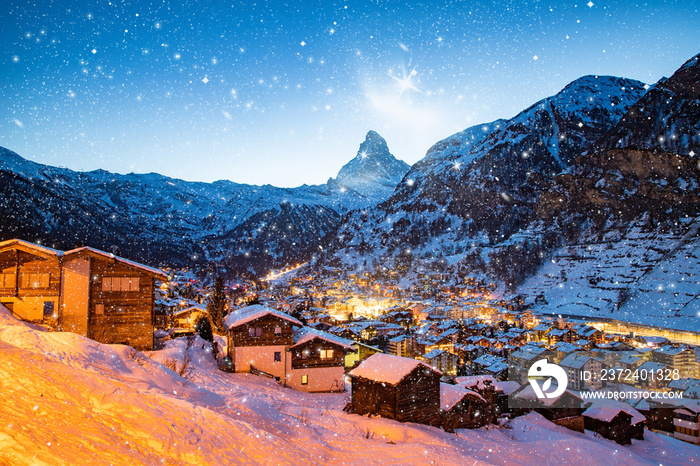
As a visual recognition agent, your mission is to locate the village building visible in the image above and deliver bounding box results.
[0,239,167,350]
[583,403,646,445]
[673,402,700,444]
[348,353,442,426]
[172,306,210,332]
[344,341,382,369]
[651,345,698,378]
[387,334,418,358]
[558,352,603,391]
[224,305,353,392]
[440,383,491,432]
[421,348,459,376]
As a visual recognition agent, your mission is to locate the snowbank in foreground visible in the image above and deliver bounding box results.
[0,307,697,465]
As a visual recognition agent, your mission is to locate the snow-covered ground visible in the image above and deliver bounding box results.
[0,307,698,465]
[518,219,700,331]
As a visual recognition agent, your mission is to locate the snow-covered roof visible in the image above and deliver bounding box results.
[224,305,302,330]
[62,246,167,279]
[486,361,508,374]
[290,327,355,351]
[456,375,499,391]
[423,348,446,360]
[559,352,592,369]
[637,361,668,372]
[440,383,486,411]
[172,306,206,317]
[494,380,520,395]
[554,342,580,354]
[583,402,645,425]
[348,353,440,386]
[653,344,690,356]
[0,238,62,257]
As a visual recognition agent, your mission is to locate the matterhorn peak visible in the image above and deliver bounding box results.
[329,130,410,199]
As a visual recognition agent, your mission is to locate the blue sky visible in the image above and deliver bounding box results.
[1,0,698,187]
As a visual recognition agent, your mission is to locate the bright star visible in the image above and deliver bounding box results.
[389,68,423,98]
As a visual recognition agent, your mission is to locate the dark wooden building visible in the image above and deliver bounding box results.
[440,383,493,432]
[348,353,442,426]
[0,239,167,350]
[583,404,645,445]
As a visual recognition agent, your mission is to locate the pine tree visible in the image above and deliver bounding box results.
[195,316,214,342]
[207,276,227,334]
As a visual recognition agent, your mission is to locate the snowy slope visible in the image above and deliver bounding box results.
[517,217,700,330]
[0,307,696,465]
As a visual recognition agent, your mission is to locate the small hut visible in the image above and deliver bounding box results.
[349,353,442,426]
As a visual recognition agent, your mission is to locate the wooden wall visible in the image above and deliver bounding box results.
[290,339,346,370]
[351,366,441,427]
[229,315,295,348]
[87,256,155,350]
[395,368,441,426]
[0,250,60,322]
[350,377,399,419]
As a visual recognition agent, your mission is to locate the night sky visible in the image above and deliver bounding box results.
[1,0,698,187]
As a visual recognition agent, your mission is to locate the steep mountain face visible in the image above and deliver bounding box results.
[319,75,648,275]
[0,131,409,274]
[598,53,700,155]
[327,131,411,199]
[511,54,700,327]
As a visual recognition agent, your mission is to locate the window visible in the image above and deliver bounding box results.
[301,350,308,359]
[274,351,281,362]
[320,349,334,359]
[248,327,262,337]
[101,277,139,292]
[43,301,54,318]
[0,273,16,289]
[274,326,282,335]
[301,374,308,385]
[20,273,50,289]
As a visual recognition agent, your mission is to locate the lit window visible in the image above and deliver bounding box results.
[20,273,50,289]
[301,374,308,385]
[0,273,16,289]
[102,277,139,292]
[320,349,334,359]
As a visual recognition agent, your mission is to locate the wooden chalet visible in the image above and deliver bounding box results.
[286,327,354,392]
[225,305,354,392]
[440,383,492,432]
[348,353,442,426]
[172,306,210,331]
[225,304,302,375]
[0,239,167,350]
[583,403,646,445]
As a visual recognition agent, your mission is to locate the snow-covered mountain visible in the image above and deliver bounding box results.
[314,52,700,330]
[598,52,700,155]
[327,130,410,199]
[0,131,409,273]
[318,74,649,273]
